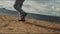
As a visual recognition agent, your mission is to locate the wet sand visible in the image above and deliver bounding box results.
[0,15,60,34]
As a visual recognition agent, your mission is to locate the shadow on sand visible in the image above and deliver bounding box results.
[0,8,60,23]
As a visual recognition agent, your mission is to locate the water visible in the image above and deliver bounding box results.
[0,0,60,17]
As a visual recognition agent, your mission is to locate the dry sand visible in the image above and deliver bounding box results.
[0,15,60,34]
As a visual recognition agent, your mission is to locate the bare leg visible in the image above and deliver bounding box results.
[14,0,27,22]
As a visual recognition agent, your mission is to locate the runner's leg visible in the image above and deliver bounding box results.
[14,0,27,21]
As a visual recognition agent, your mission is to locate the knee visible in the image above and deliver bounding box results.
[13,5,17,9]
[13,4,22,9]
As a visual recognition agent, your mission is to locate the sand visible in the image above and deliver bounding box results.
[0,15,60,34]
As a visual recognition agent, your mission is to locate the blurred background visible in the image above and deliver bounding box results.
[0,0,60,17]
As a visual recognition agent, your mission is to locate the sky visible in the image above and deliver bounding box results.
[0,0,60,17]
